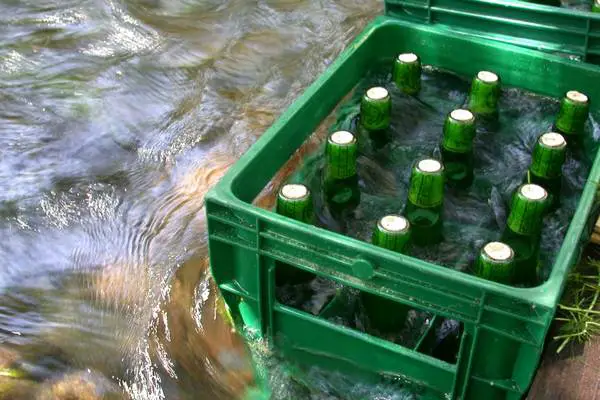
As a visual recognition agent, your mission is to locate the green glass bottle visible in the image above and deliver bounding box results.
[276,183,315,224]
[440,109,476,189]
[393,53,421,96]
[467,71,501,119]
[324,131,360,218]
[405,159,445,246]
[360,87,391,132]
[362,215,412,335]
[275,183,317,285]
[372,215,412,252]
[475,241,516,284]
[472,241,519,387]
[594,0,600,12]
[527,132,567,211]
[554,90,590,145]
[501,184,548,286]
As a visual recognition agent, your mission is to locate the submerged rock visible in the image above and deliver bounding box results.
[0,346,39,400]
[35,371,124,400]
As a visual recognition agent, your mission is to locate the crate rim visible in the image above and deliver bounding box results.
[389,0,600,18]
[206,15,600,313]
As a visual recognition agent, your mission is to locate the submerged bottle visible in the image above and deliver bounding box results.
[324,131,360,218]
[372,214,412,252]
[467,71,501,119]
[393,53,422,96]
[472,241,520,387]
[527,132,567,211]
[275,183,317,285]
[360,87,392,132]
[501,184,548,286]
[405,159,445,246]
[276,183,315,224]
[594,0,600,12]
[362,215,412,335]
[440,109,476,189]
[554,90,590,146]
[475,241,516,284]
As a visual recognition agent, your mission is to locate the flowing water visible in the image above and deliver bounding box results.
[557,0,596,10]
[0,1,382,399]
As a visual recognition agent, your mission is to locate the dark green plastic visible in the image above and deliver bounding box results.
[206,16,600,400]
[525,0,561,6]
[385,0,600,64]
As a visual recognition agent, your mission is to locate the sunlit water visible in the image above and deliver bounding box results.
[0,1,381,399]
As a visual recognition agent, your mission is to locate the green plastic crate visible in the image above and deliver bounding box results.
[206,16,600,400]
[386,0,600,64]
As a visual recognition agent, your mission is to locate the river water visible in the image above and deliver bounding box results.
[0,1,381,399]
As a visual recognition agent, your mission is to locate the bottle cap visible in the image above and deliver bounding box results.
[408,159,445,208]
[276,183,314,224]
[507,184,548,235]
[372,215,411,253]
[468,71,501,117]
[530,132,567,178]
[361,87,392,131]
[476,241,515,284]
[555,90,590,136]
[442,109,476,153]
[326,131,358,179]
[393,53,422,96]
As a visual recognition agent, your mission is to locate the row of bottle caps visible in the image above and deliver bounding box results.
[275,52,592,286]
